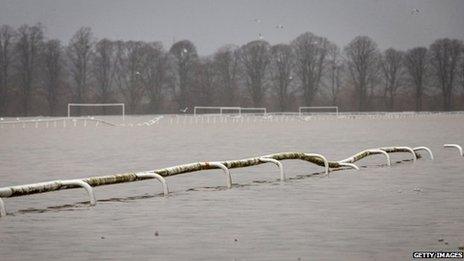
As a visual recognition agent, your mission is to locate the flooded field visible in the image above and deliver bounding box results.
[1,115,464,260]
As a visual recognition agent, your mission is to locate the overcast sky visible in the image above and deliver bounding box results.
[0,0,463,55]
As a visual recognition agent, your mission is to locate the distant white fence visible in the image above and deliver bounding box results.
[2,111,464,129]
[68,103,125,120]
[0,117,116,128]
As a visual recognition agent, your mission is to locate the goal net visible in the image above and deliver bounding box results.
[299,106,339,116]
[68,103,125,120]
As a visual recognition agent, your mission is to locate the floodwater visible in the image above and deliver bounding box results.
[0,115,463,260]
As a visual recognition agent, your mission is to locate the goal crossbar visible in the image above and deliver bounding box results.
[240,107,267,114]
[194,106,241,116]
[193,106,267,116]
[299,106,339,116]
[68,103,125,120]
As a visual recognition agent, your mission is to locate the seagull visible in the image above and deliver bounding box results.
[253,18,261,23]
[411,8,420,15]
[275,24,284,29]
[180,107,188,113]
[258,33,263,40]
[135,71,141,76]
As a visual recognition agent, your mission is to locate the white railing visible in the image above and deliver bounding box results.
[2,111,464,129]
[0,117,116,128]
[444,144,463,157]
[0,146,434,218]
[68,103,125,121]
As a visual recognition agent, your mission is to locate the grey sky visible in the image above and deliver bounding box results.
[1,0,463,55]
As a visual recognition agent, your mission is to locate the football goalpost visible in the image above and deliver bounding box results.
[299,106,339,116]
[240,107,267,115]
[193,106,241,116]
[193,106,267,116]
[68,103,125,120]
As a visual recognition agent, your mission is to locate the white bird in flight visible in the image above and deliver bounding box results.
[276,24,284,29]
[411,8,420,15]
[253,18,261,23]
[180,107,188,113]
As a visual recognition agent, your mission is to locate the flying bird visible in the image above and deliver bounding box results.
[180,107,188,113]
[276,24,284,29]
[258,33,263,40]
[411,8,420,15]
[253,18,261,23]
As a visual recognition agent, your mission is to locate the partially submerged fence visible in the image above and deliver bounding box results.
[0,146,437,218]
[0,117,116,128]
[2,111,464,129]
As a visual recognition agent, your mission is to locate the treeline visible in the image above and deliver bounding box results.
[0,23,463,116]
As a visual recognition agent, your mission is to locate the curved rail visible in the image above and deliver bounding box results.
[380,146,417,162]
[413,147,434,160]
[337,162,360,170]
[60,179,96,206]
[135,172,169,196]
[0,146,429,218]
[259,157,285,181]
[207,162,232,188]
[304,153,329,175]
[444,144,463,157]
[366,149,391,166]
[0,198,5,217]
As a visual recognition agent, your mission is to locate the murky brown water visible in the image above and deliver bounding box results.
[1,115,463,260]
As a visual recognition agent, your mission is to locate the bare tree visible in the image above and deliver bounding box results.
[93,39,115,110]
[194,57,216,106]
[405,47,428,111]
[213,45,240,106]
[381,48,404,110]
[67,27,93,113]
[0,25,15,115]
[138,42,171,113]
[239,40,270,106]
[270,44,294,111]
[429,38,463,111]
[344,36,380,111]
[114,41,146,113]
[460,59,464,101]
[42,39,63,115]
[16,23,44,115]
[326,44,343,106]
[169,40,198,110]
[292,32,330,106]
